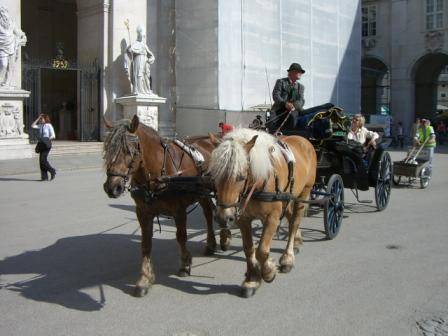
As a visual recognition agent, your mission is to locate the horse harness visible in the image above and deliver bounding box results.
[216,140,297,222]
[130,137,212,205]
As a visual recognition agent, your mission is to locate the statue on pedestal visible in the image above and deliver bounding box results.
[0,6,27,88]
[124,25,155,95]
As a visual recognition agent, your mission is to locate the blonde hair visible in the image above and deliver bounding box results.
[353,114,365,127]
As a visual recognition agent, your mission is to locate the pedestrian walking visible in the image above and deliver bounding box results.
[436,121,446,145]
[31,114,56,181]
[396,121,404,148]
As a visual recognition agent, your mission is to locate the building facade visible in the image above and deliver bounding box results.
[361,0,448,135]
[0,0,361,160]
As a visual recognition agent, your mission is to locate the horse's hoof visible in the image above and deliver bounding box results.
[280,264,293,273]
[133,286,149,297]
[263,272,276,283]
[220,242,229,251]
[241,287,257,298]
[178,269,191,277]
[293,247,300,255]
[204,246,216,256]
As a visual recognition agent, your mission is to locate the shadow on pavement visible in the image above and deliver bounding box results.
[0,233,242,312]
[0,177,41,182]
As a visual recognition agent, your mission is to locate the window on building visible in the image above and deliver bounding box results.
[362,5,377,37]
[426,0,444,30]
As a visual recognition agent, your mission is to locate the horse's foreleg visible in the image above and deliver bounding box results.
[134,206,155,297]
[239,217,261,298]
[199,198,217,255]
[174,209,192,277]
[279,187,311,273]
[257,211,281,283]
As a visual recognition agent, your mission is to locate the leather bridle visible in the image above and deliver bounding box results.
[106,134,141,186]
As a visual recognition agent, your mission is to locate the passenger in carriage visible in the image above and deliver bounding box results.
[270,62,306,131]
[348,114,379,151]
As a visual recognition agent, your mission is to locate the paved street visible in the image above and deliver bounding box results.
[1,150,448,336]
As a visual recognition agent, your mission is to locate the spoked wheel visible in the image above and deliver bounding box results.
[420,166,431,189]
[324,174,344,240]
[375,151,392,211]
[392,175,401,186]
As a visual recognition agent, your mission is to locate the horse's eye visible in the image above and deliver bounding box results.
[236,174,246,182]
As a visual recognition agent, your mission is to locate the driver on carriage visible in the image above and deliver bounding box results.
[270,63,306,131]
[269,62,337,135]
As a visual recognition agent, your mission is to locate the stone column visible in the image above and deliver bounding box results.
[0,2,31,160]
[389,0,414,136]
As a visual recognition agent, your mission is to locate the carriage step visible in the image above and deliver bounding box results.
[357,200,373,204]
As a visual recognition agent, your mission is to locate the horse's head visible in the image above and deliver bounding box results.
[208,132,258,227]
[103,115,141,198]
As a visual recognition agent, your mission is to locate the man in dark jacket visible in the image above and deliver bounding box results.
[270,63,305,131]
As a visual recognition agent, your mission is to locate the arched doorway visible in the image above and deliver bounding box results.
[362,57,390,116]
[21,0,100,142]
[413,53,448,120]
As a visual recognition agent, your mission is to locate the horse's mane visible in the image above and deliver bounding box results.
[208,128,282,184]
[103,119,132,169]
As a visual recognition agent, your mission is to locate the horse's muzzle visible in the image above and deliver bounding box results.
[103,179,125,198]
[214,209,237,229]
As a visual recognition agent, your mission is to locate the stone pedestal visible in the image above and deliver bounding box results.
[0,89,32,160]
[115,94,166,130]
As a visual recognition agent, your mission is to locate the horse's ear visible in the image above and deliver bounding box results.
[129,115,140,133]
[244,135,258,153]
[208,132,222,147]
[103,116,113,129]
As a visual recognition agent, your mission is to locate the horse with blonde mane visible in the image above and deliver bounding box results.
[103,115,231,297]
[208,128,317,297]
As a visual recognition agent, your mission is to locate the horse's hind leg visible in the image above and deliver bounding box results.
[134,206,155,297]
[279,188,310,273]
[239,217,261,298]
[199,198,217,255]
[174,209,192,277]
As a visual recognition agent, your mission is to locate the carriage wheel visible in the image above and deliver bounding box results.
[419,166,431,189]
[375,151,392,211]
[324,174,344,240]
[392,175,401,186]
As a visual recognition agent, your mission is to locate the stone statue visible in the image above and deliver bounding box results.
[0,6,27,88]
[124,26,155,95]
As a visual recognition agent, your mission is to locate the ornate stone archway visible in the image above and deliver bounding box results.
[412,52,448,120]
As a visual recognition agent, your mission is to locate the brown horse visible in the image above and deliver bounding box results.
[208,128,317,297]
[103,115,231,297]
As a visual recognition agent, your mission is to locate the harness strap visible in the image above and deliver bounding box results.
[160,140,168,176]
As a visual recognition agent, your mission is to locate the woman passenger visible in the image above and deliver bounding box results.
[348,114,379,150]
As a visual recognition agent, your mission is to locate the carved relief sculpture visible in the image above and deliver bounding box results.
[0,103,23,137]
[425,31,444,53]
[0,6,27,88]
[124,25,155,95]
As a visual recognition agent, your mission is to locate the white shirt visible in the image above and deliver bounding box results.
[347,126,379,144]
[32,123,56,140]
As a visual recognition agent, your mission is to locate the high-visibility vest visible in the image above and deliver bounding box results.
[418,126,436,148]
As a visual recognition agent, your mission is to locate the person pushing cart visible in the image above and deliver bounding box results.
[414,119,436,166]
